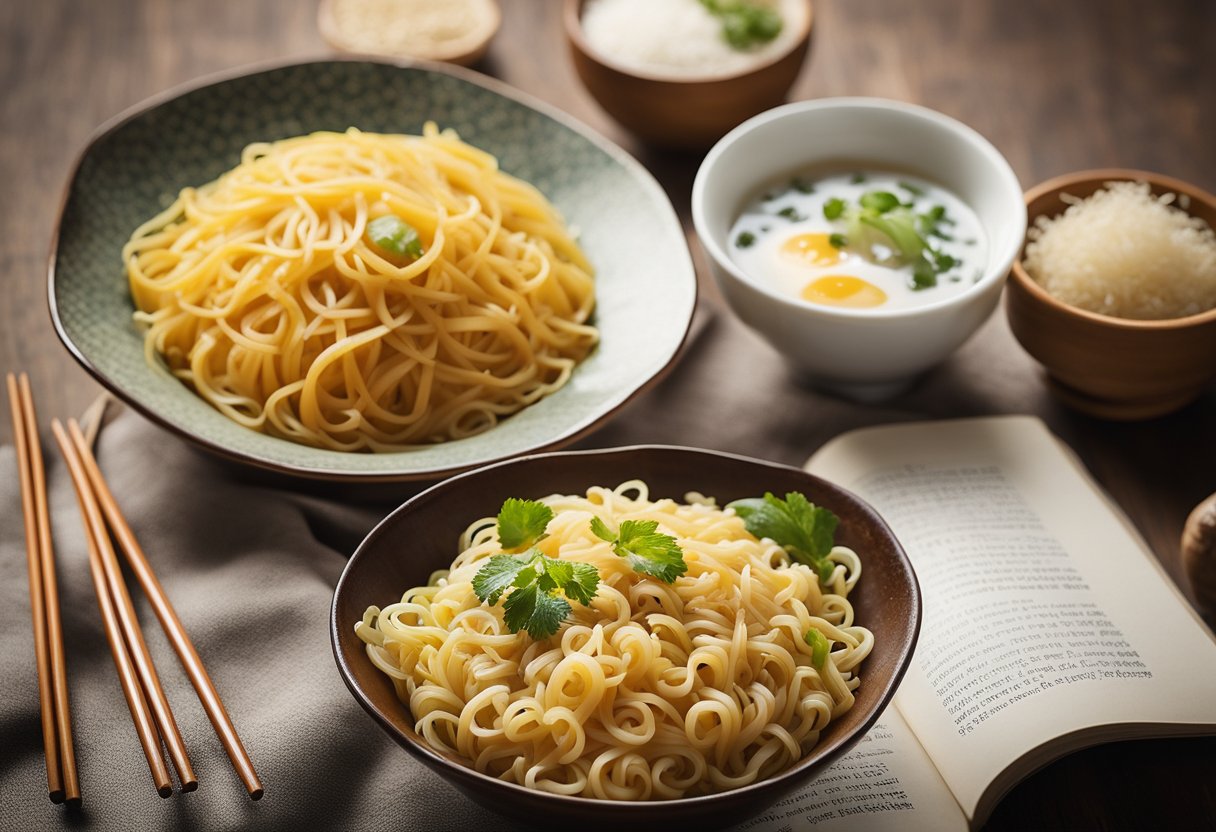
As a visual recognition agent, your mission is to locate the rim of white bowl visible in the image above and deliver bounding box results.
[691,97,1026,321]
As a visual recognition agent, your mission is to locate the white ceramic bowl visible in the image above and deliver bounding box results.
[691,98,1025,399]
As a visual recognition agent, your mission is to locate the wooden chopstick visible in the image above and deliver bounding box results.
[65,420,264,800]
[52,417,198,793]
[18,377,80,806]
[6,373,79,806]
[52,419,174,798]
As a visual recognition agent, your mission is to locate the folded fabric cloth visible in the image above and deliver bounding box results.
[0,406,535,831]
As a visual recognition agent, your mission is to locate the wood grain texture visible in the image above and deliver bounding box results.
[2,0,1214,829]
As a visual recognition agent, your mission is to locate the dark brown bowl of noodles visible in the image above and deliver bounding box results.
[331,445,920,829]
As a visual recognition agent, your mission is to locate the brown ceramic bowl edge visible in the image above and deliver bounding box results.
[563,0,813,85]
[330,445,921,828]
[1011,168,1216,331]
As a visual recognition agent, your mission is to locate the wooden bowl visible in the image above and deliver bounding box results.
[1007,169,1216,420]
[564,0,813,150]
[318,0,501,66]
[331,445,920,830]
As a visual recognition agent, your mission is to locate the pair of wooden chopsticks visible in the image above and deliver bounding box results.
[7,373,79,805]
[6,374,264,802]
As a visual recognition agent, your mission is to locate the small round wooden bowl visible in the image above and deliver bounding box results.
[1007,169,1216,420]
[332,445,920,830]
[318,0,501,66]
[564,0,813,150]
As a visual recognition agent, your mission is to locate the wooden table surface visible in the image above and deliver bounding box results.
[3,0,1214,829]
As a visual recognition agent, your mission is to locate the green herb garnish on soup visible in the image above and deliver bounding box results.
[728,171,986,309]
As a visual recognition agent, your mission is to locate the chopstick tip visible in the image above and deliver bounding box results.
[157,784,173,799]
[48,788,65,805]
[249,786,264,801]
[65,795,82,809]
[182,779,199,793]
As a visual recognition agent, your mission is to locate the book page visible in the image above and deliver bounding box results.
[807,416,1216,822]
[734,706,966,832]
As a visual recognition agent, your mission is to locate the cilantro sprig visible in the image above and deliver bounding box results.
[727,492,839,583]
[470,498,599,640]
[472,550,599,640]
[496,497,553,551]
[590,517,688,583]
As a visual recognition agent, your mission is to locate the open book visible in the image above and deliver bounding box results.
[739,416,1216,831]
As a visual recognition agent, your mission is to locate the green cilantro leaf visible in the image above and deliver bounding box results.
[728,492,839,583]
[472,547,600,640]
[502,584,572,640]
[537,557,571,593]
[366,215,424,259]
[497,498,553,551]
[805,628,832,669]
[564,561,601,606]
[590,517,688,583]
[471,553,530,605]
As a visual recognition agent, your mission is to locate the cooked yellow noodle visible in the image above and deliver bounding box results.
[356,481,873,799]
[124,125,597,450]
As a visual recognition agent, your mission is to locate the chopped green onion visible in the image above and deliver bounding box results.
[823,198,846,220]
[700,0,783,50]
[898,181,925,197]
[776,206,804,221]
[911,258,937,289]
[850,173,867,184]
[366,215,424,259]
[735,231,757,248]
[859,213,925,262]
[791,178,816,194]
[804,628,832,669]
[859,191,901,214]
[829,233,848,249]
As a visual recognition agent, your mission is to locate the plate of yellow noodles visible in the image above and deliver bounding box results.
[50,59,696,481]
[331,445,920,828]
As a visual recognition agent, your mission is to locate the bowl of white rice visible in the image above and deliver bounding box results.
[1007,168,1216,419]
[565,0,813,149]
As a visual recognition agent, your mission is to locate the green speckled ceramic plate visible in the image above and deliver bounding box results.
[49,59,696,482]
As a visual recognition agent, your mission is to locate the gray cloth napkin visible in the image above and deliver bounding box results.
[0,307,1031,831]
[0,406,536,831]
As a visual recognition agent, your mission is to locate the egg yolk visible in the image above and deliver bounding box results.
[781,233,842,267]
[801,275,888,308]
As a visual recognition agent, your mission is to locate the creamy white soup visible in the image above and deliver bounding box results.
[729,170,987,311]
